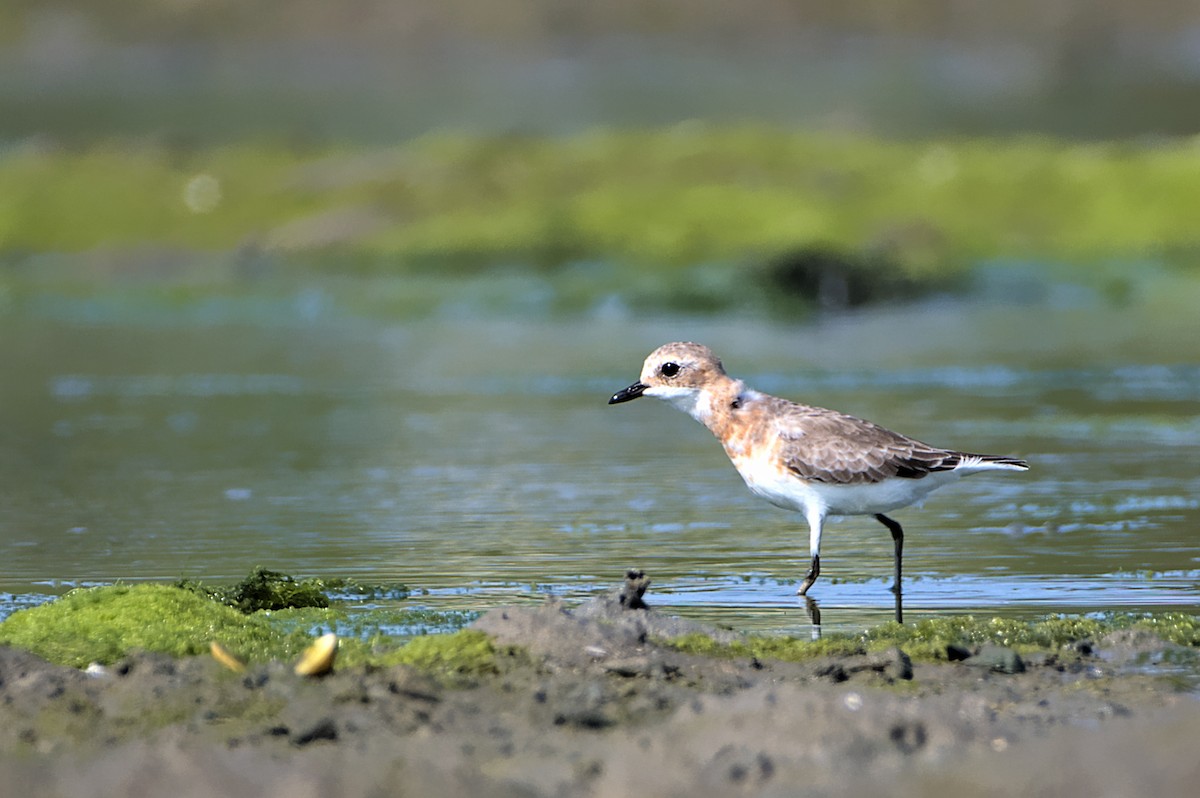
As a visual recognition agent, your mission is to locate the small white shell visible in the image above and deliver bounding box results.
[294,632,338,677]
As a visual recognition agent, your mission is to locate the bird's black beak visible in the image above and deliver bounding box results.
[609,381,647,404]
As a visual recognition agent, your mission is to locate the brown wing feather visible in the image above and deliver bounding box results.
[771,400,959,485]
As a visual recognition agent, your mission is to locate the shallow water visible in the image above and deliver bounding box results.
[1,281,1198,635]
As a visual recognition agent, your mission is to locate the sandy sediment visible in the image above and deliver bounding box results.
[0,578,1196,797]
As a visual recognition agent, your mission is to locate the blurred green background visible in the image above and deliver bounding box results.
[4,0,1200,315]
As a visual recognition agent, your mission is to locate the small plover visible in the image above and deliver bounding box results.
[609,342,1028,618]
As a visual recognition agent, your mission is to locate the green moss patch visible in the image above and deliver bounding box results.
[354,630,502,677]
[665,612,1200,664]
[0,581,499,676]
[5,577,1193,681]
[0,584,313,668]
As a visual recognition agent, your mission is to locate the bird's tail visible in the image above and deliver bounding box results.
[954,453,1029,472]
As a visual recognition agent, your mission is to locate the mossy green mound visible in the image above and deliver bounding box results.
[0,582,500,677]
[0,584,312,668]
[667,612,1200,664]
[362,630,501,676]
[866,613,1200,656]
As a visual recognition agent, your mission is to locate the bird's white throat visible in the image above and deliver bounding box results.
[644,384,707,422]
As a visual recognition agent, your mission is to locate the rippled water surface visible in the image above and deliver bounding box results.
[2,288,1198,634]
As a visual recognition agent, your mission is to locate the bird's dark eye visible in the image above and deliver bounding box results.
[660,362,681,378]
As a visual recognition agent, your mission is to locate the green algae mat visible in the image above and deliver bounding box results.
[0,573,494,675]
[1,570,1195,674]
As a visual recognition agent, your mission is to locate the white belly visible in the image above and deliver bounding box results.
[735,457,963,517]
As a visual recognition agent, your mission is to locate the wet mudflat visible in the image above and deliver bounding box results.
[4,304,1200,634]
[1,580,1196,798]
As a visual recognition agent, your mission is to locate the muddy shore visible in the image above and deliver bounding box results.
[1,580,1197,798]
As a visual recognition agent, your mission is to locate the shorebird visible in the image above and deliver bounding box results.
[609,342,1028,621]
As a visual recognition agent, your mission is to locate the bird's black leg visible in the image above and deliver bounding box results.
[797,554,820,595]
[875,514,904,624]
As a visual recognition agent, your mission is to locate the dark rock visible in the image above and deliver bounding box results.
[291,717,338,746]
[704,745,776,787]
[889,720,928,754]
[548,683,613,729]
[385,669,441,703]
[969,645,1025,674]
[619,569,650,609]
[818,647,913,682]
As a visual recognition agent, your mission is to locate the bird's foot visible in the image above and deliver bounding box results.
[796,555,820,595]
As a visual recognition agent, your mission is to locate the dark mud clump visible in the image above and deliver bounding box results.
[1,575,1198,798]
[177,567,332,612]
